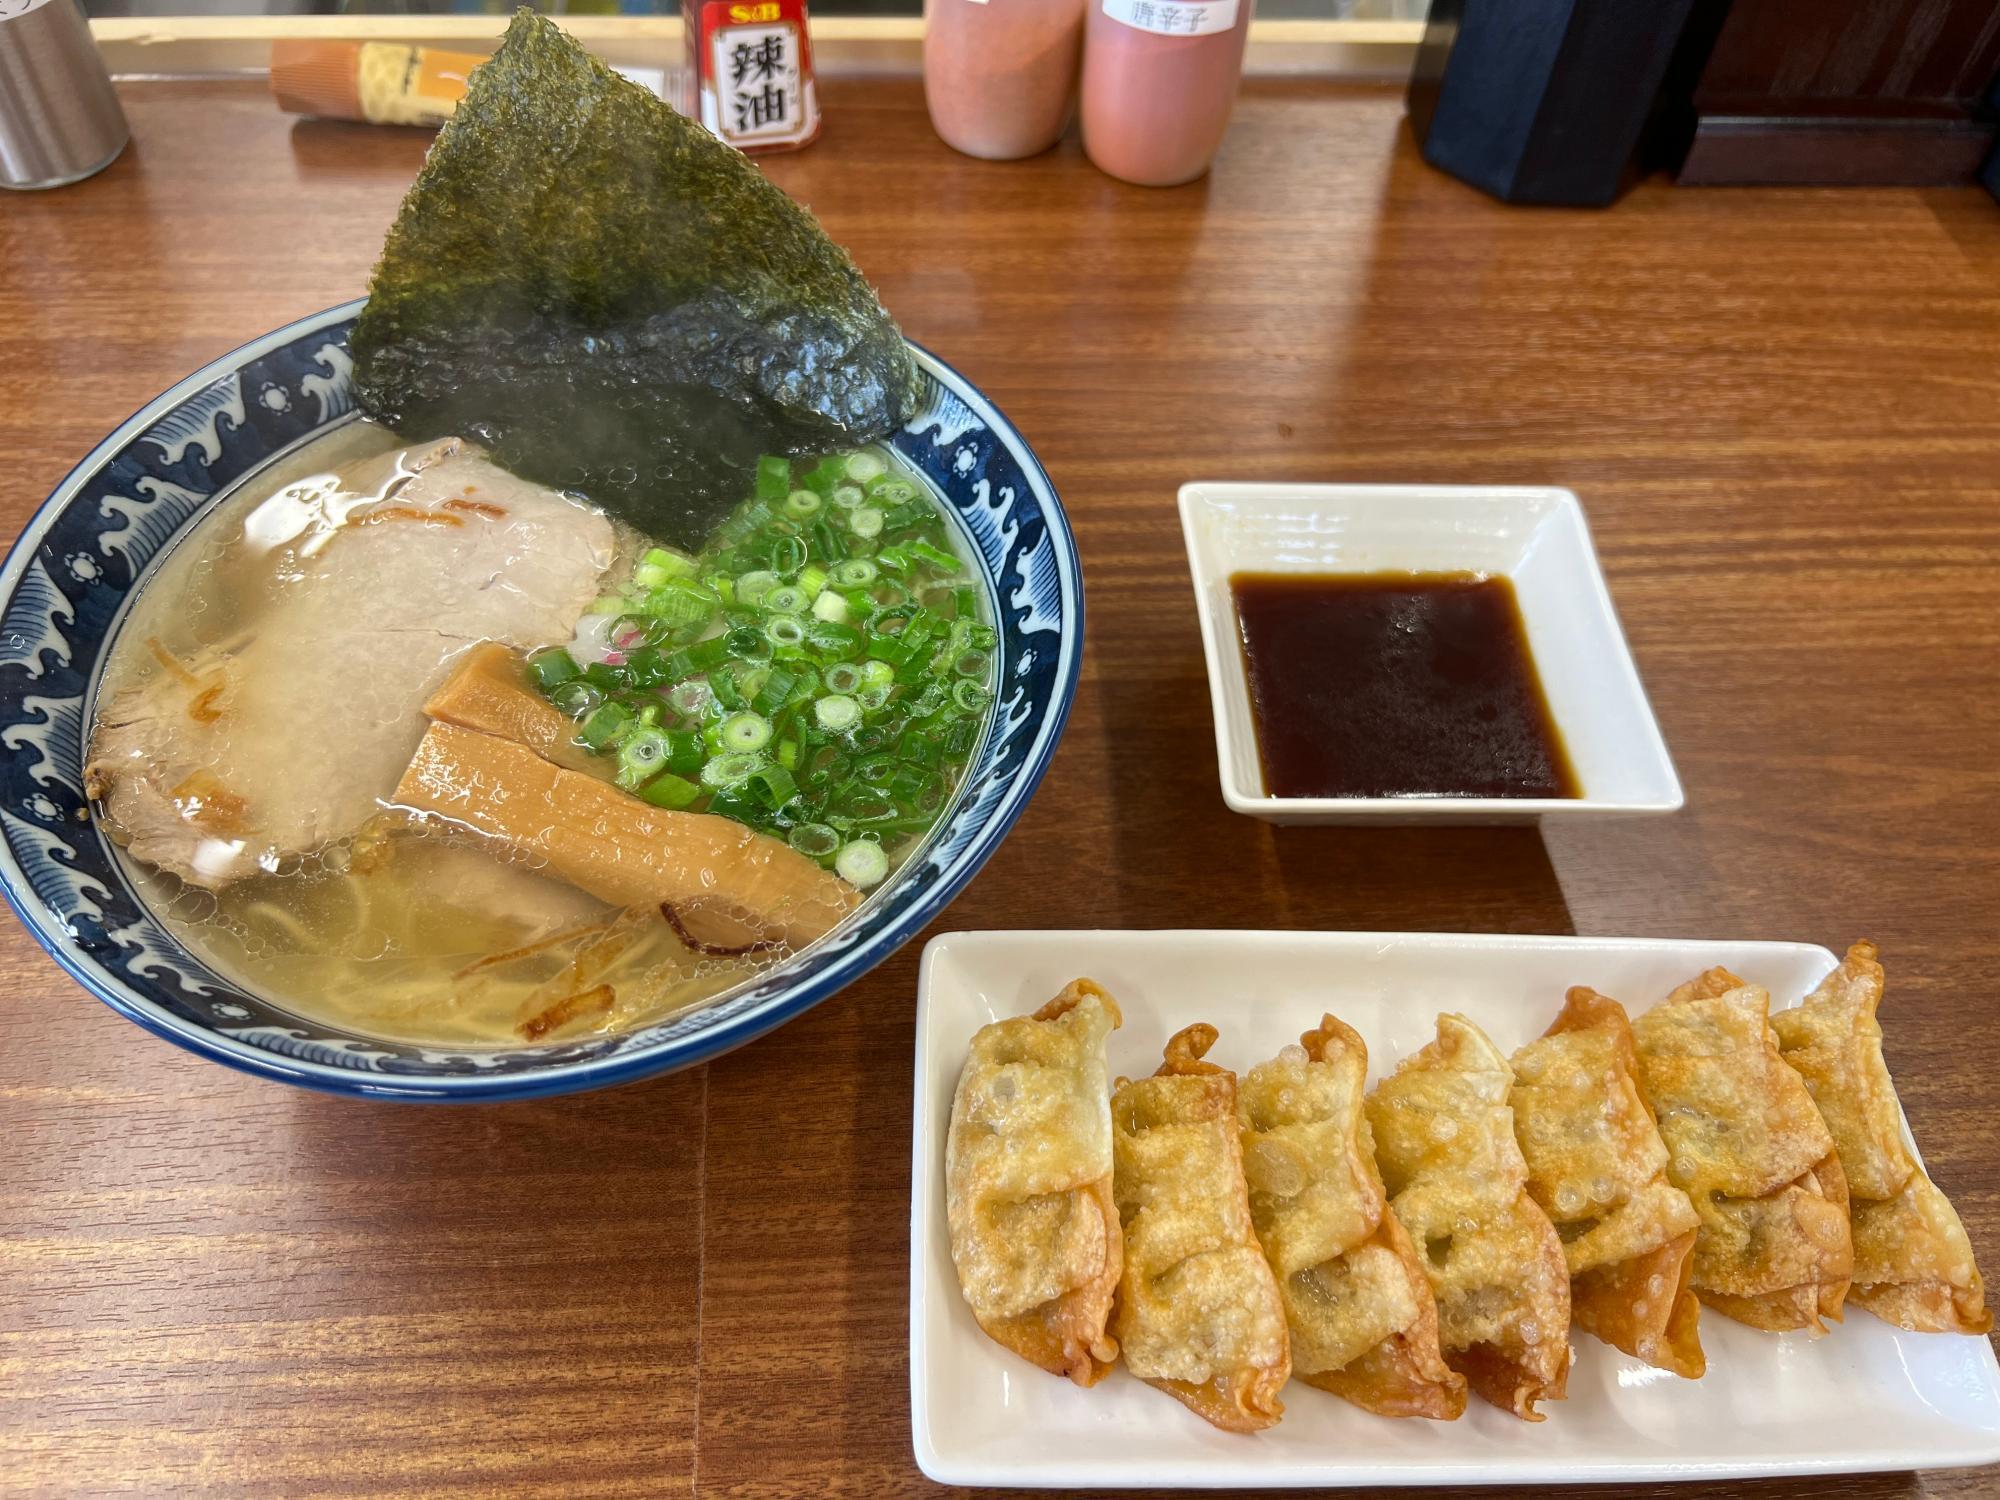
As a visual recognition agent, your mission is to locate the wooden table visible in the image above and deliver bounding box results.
[3,77,1997,1499]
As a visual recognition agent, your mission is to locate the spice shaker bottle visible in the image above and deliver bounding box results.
[0,0,129,191]
[1080,0,1251,186]
[684,0,821,154]
[924,0,1086,161]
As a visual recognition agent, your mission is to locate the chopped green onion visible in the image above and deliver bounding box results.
[860,659,895,691]
[899,728,946,767]
[815,694,861,732]
[831,558,878,588]
[752,667,800,717]
[806,620,863,658]
[634,547,696,588]
[660,730,706,774]
[844,451,887,484]
[857,683,894,713]
[644,578,720,633]
[907,540,962,574]
[763,584,809,614]
[616,726,671,789]
[835,838,889,888]
[805,455,847,494]
[681,635,733,674]
[582,660,630,692]
[769,535,808,576]
[866,633,917,666]
[735,569,780,608]
[800,744,848,787]
[725,625,773,662]
[868,477,917,506]
[797,563,829,599]
[783,489,822,518]
[830,483,864,510]
[811,589,850,625]
[705,787,769,829]
[625,646,673,687]
[578,702,634,750]
[667,680,712,719]
[550,680,604,717]
[876,545,911,574]
[755,455,792,501]
[586,594,627,615]
[850,506,885,539]
[701,751,765,788]
[808,518,844,563]
[528,648,580,689]
[953,680,992,713]
[746,763,799,810]
[639,772,702,810]
[709,665,743,712]
[611,613,666,649]
[954,650,989,680]
[822,662,864,695]
[788,822,841,861]
[765,616,807,650]
[720,711,772,753]
[847,722,892,754]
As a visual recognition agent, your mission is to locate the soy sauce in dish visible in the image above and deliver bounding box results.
[1231,571,1580,800]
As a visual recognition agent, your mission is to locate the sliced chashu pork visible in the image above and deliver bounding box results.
[85,438,614,887]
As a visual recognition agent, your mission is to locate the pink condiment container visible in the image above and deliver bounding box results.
[924,0,1087,160]
[1080,0,1252,186]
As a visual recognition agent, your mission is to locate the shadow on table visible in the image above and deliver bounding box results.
[1093,670,1576,937]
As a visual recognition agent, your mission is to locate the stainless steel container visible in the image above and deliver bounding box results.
[0,0,130,191]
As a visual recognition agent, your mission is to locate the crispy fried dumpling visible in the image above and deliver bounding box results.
[1238,1015,1465,1419]
[1511,988,1704,1377]
[946,978,1124,1386]
[1772,942,1990,1335]
[1632,968,1853,1334]
[1364,1014,1570,1421]
[1112,1024,1290,1432]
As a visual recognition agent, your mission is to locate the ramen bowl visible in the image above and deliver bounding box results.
[0,302,1081,1100]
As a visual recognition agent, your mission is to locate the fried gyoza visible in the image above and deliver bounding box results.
[1238,1016,1466,1420]
[1364,1014,1571,1421]
[946,978,1124,1386]
[1112,1024,1291,1431]
[1511,988,1704,1377]
[1773,942,1990,1335]
[1632,968,1853,1334]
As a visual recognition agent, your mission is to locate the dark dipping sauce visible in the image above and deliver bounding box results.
[1232,571,1581,800]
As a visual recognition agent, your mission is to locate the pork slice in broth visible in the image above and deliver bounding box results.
[86,438,615,888]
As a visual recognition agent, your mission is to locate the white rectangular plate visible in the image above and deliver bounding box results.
[911,930,2000,1488]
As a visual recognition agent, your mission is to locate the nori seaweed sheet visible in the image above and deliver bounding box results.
[349,10,922,548]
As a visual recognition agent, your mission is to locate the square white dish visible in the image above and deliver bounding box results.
[1177,483,1683,824]
[910,929,2000,1489]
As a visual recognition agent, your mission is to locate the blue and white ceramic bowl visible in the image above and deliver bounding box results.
[0,301,1081,1100]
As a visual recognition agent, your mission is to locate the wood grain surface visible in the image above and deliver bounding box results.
[3,78,1999,1499]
